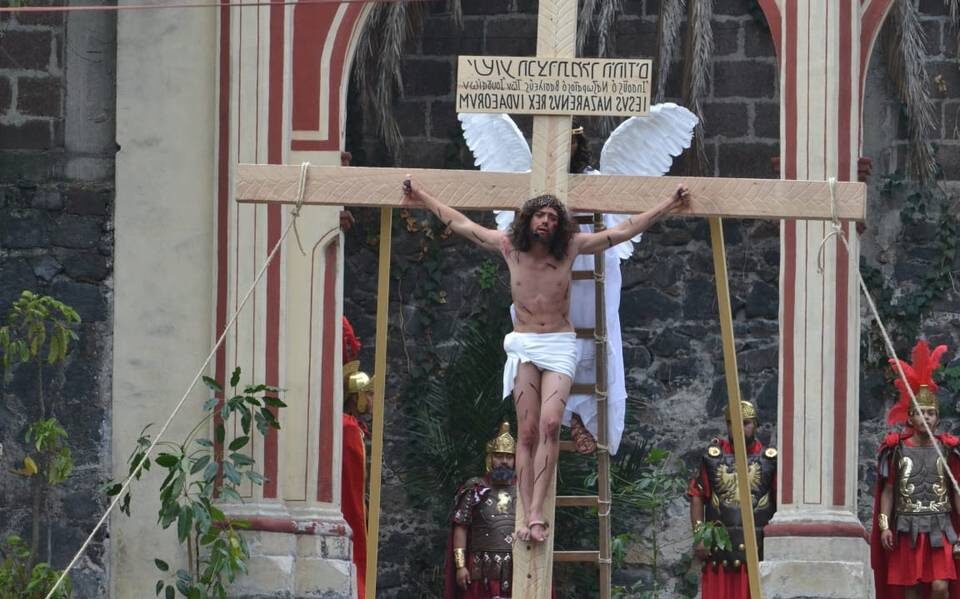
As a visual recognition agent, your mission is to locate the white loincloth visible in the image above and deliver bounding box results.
[497,211,632,456]
[502,332,578,398]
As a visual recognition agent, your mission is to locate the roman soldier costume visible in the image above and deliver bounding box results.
[341,317,373,599]
[688,400,777,599]
[871,340,960,598]
[444,423,517,599]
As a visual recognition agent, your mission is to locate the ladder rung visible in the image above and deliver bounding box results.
[556,495,599,508]
[570,383,595,395]
[575,328,594,339]
[559,440,577,452]
[554,550,600,563]
[572,270,594,280]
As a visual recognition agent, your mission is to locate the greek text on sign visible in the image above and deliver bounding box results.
[456,56,652,117]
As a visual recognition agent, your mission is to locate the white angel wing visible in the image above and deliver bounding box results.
[458,113,531,232]
[597,103,698,257]
[458,113,531,173]
[599,102,698,176]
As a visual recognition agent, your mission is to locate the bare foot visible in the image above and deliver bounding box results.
[570,415,597,455]
[529,520,550,543]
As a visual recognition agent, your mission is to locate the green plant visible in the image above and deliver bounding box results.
[0,536,71,599]
[105,367,285,599]
[692,520,732,554]
[0,291,80,583]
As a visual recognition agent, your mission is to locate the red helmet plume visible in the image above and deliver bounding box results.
[342,316,362,365]
[886,339,949,426]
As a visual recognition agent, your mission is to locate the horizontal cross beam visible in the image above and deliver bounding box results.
[236,164,866,221]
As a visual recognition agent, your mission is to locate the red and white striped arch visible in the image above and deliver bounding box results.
[753,0,894,532]
[213,0,371,523]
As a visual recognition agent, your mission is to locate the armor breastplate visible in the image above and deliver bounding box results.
[895,443,950,514]
[703,445,777,563]
[468,486,516,553]
[467,485,515,586]
[892,442,958,548]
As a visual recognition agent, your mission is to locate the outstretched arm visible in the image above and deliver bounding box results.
[573,184,690,255]
[402,177,505,252]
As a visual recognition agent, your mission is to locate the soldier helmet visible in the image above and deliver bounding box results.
[724,400,759,425]
[485,422,516,473]
[887,339,949,425]
[342,317,374,413]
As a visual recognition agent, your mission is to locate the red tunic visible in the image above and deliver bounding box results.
[871,432,960,598]
[687,438,769,599]
[341,414,367,599]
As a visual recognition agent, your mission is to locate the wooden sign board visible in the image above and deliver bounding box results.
[455,56,652,116]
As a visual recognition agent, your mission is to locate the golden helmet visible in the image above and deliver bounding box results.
[343,360,374,414]
[484,422,516,473]
[724,400,758,424]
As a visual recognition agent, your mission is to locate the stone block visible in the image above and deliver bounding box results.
[30,255,61,282]
[919,0,950,16]
[1,208,50,248]
[17,76,63,118]
[250,530,297,556]
[935,143,960,180]
[400,139,449,169]
[0,120,53,150]
[0,30,53,70]
[294,556,352,597]
[0,77,10,113]
[50,280,107,322]
[745,280,778,319]
[620,0,643,17]
[753,101,779,139]
[515,0,537,14]
[58,249,110,281]
[717,141,778,178]
[702,101,748,137]
[484,16,537,56]
[0,259,36,309]
[620,287,682,324]
[395,100,427,137]
[712,19,741,56]
[401,58,452,97]
[614,19,658,59]
[922,19,943,56]
[462,0,510,15]
[713,0,745,16]
[713,60,777,98]
[744,20,776,58]
[50,214,102,249]
[429,100,459,138]
[31,189,63,210]
[64,188,111,215]
[230,554,296,596]
[682,277,718,320]
[421,15,482,55]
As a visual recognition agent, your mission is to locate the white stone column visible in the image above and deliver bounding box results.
[756,1,892,597]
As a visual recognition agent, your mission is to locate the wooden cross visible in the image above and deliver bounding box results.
[235,1,866,597]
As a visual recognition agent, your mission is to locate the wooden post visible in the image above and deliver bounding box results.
[709,217,763,598]
[365,208,392,597]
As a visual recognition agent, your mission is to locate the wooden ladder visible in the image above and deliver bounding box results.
[553,212,613,598]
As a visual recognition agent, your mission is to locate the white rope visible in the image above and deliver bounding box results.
[45,164,318,599]
[816,177,960,499]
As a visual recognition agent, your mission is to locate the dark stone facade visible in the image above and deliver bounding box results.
[0,7,115,597]
[344,0,960,596]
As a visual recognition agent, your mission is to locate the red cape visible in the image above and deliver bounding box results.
[342,414,368,599]
[871,432,960,598]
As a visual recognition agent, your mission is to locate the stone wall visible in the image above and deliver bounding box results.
[345,0,960,597]
[0,6,115,596]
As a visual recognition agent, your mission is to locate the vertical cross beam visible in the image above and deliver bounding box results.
[512,0,576,596]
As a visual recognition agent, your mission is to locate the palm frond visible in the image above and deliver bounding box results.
[354,2,423,162]
[681,0,714,173]
[576,0,599,54]
[883,0,937,184]
[654,0,685,103]
[595,0,622,59]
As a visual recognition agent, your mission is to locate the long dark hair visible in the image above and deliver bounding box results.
[570,119,594,174]
[508,195,574,261]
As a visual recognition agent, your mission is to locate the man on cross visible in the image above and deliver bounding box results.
[402,176,689,543]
